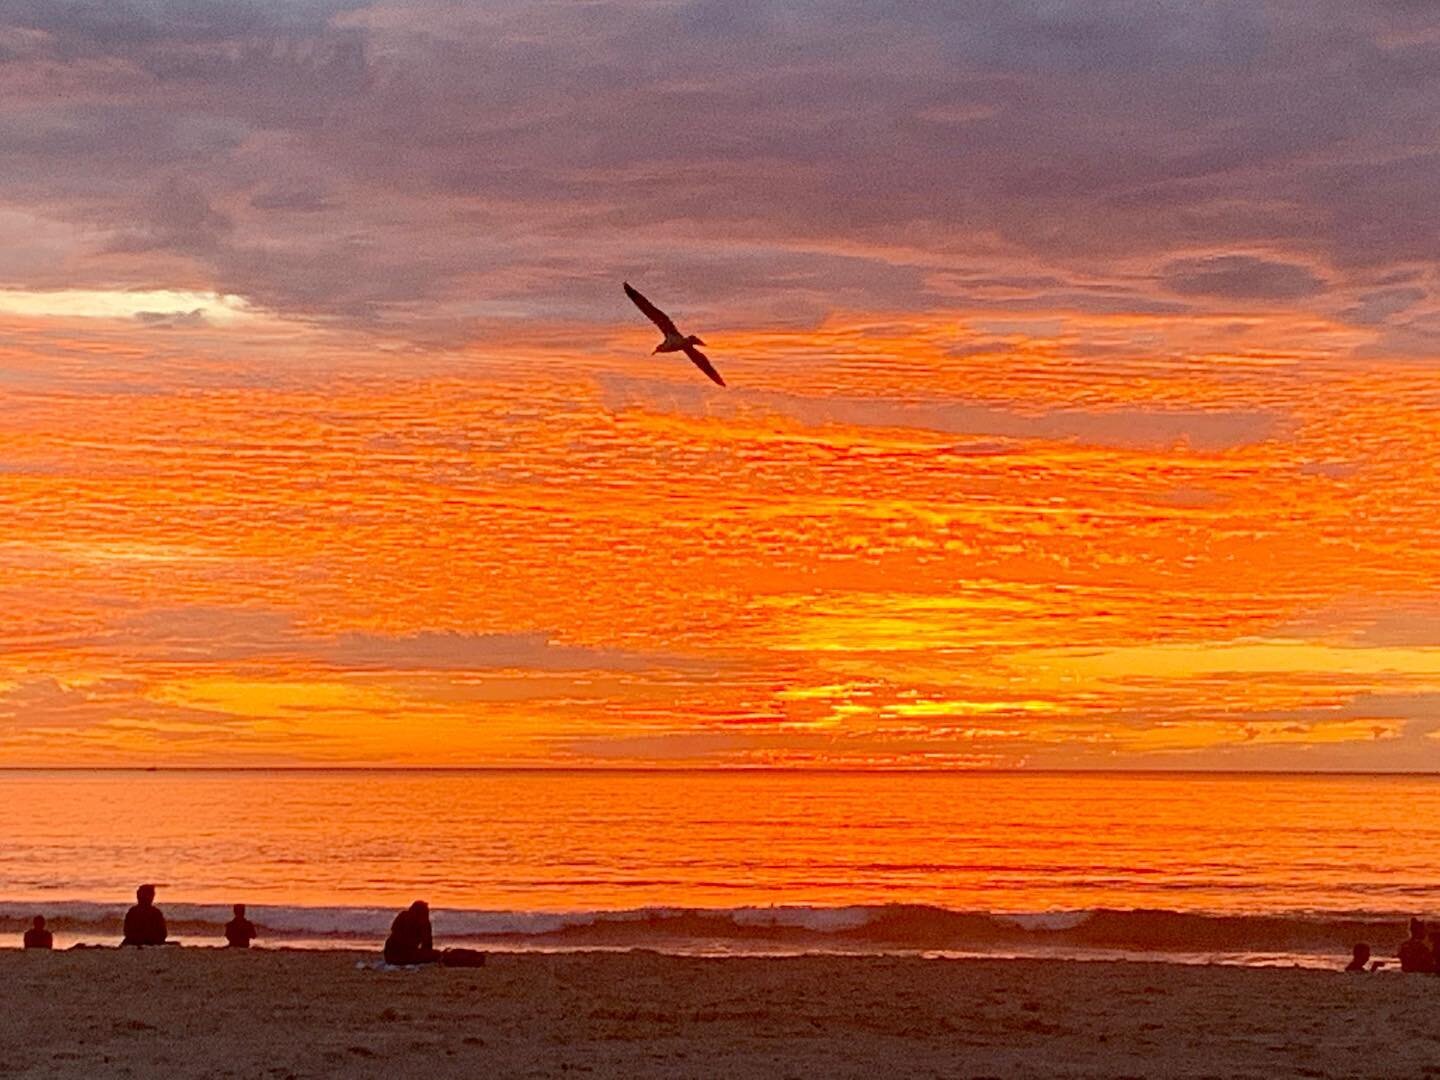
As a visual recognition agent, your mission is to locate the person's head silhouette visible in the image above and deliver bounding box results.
[233,903,245,918]
[23,914,52,949]
[1411,917,1427,940]
[410,900,428,916]
[137,884,156,906]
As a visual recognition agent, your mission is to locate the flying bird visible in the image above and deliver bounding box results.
[623,282,726,387]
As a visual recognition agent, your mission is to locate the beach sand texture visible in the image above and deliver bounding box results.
[0,949,1424,1079]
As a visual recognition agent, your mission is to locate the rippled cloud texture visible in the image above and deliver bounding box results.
[2,0,1439,766]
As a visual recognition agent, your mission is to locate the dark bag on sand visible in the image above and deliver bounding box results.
[441,948,487,968]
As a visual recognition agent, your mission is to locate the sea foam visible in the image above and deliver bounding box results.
[0,900,1410,966]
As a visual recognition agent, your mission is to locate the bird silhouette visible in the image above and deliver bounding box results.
[623,282,726,387]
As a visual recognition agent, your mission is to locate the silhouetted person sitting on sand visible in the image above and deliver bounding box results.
[1346,943,1372,972]
[23,915,52,950]
[384,900,440,965]
[225,904,256,949]
[122,884,168,947]
[1398,918,1434,973]
[380,901,486,968]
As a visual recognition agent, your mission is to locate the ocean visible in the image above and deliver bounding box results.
[2,769,1436,966]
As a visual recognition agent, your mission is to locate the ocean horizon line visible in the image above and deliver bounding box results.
[2,765,1440,777]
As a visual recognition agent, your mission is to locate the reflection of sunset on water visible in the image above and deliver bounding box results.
[7,770,1440,920]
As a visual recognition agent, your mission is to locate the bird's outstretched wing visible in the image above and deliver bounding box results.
[624,282,679,337]
[683,342,726,387]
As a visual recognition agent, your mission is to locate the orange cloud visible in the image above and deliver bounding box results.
[0,298,1436,768]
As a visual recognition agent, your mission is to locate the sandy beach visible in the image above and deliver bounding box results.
[0,948,1427,1079]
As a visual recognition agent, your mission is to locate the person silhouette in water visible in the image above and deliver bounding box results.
[122,884,168,947]
[23,915,53,950]
[1398,918,1434,973]
[384,900,440,965]
[224,904,256,949]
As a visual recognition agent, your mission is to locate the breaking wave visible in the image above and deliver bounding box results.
[0,901,1412,964]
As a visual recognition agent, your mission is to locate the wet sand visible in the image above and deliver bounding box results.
[0,948,1424,1078]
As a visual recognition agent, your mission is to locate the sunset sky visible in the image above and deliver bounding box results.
[1,1,1438,768]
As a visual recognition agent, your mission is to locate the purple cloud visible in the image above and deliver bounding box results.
[0,0,1435,349]
[1159,255,1326,301]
